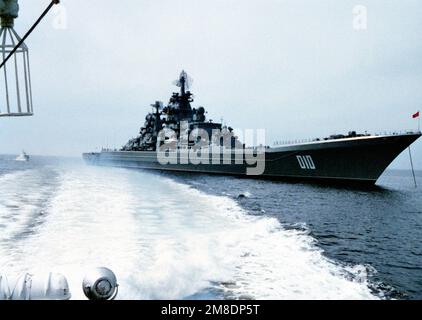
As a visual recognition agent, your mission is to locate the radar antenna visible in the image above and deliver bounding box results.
[173,70,193,96]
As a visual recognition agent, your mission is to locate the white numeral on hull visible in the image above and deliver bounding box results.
[297,155,316,170]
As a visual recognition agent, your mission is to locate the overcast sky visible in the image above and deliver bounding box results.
[0,0,421,169]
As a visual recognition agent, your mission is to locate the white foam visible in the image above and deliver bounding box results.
[0,169,56,243]
[156,180,377,300]
[0,165,378,300]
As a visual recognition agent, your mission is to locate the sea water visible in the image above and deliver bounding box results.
[0,156,420,299]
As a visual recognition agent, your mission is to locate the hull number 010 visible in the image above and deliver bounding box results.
[296,155,316,170]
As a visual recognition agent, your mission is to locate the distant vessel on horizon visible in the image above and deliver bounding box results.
[83,71,421,186]
[15,151,30,162]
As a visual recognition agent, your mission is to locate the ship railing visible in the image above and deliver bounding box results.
[272,129,420,147]
[101,148,118,152]
[372,129,419,136]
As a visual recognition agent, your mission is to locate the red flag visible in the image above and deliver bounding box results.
[413,111,420,119]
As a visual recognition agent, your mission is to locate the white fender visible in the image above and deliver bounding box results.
[0,274,11,300]
[30,272,71,300]
[9,273,71,300]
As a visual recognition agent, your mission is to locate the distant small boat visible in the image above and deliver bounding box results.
[15,151,30,162]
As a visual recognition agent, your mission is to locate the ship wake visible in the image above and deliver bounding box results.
[0,165,378,299]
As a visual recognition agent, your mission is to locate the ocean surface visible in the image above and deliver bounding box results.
[0,155,421,300]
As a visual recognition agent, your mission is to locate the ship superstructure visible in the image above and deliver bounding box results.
[121,71,240,153]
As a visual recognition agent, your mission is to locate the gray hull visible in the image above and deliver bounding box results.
[83,133,421,185]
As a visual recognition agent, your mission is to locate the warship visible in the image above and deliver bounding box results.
[83,71,421,185]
